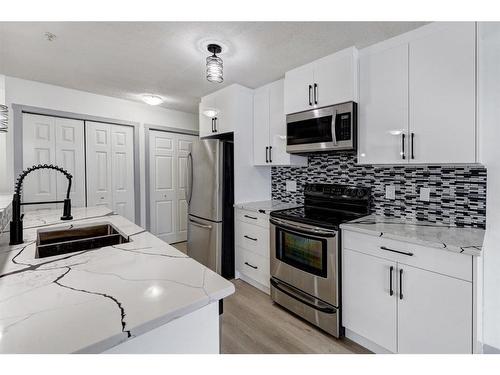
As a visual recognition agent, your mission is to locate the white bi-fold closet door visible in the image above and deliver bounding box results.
[86,121,135,222]
[149,130,197,244]
[22,114,86,210]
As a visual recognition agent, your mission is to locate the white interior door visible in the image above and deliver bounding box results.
[176,135,196,242]
[110,125,135,222]
[149,131,176,243]
[22,114,57,210]
[54,117,85,208]
[397,265,472,353]
[149,130,196,244]
[86,121,113,209]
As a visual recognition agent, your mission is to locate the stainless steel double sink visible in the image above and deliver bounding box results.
[35,223,129,258]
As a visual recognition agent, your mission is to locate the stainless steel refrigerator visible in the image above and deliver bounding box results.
[186,138,234,278]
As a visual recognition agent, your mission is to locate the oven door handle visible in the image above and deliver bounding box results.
[269,218,337,237]
[270,278,336,314]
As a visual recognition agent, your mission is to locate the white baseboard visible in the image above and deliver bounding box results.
[483,343,500,354]
[236,272,270,295]
[345,328,393,354]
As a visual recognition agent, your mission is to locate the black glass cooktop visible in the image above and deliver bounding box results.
[270,206,366,230]
[270,183,371,230]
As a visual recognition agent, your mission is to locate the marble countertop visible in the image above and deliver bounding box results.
[0,207,235,353]
[234,200,301,214]
[340,214,485,256]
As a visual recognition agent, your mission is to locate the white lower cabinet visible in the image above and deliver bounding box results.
[397,265,472,354]
[343,249,397,352]
[235,208,270,293]
[342,230,473,354]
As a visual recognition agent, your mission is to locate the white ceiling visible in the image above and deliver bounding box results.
[0,22,427,113]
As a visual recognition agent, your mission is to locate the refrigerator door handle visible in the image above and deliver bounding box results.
[189,217,213,229]
[187,152,194,205]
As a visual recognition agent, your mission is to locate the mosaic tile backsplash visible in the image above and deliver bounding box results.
[271,152,487,228]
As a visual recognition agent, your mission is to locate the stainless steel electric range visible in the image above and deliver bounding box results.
[269,183,371,337]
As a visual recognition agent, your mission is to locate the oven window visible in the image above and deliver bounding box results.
[276,228,328,278]
[287,116,333,145]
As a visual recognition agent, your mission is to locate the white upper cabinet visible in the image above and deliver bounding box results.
[199,93,217,138]
[358,44,409,164]
[358,22,477,165]
[253,86,270,165]
[253,80,307,167]
[284,47,359,115]
[199,85,245,138]
[313,47,358,108]
[284,64,313,114]
[409,22,476,164]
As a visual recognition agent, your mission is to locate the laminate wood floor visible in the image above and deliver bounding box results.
[171,241,188,254]
[221,279,371,354]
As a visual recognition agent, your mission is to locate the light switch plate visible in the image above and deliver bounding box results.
[385,185,396,200]
[419,187,431,202]
[285,180,297,192]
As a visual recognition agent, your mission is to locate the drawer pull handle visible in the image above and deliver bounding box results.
[244,261,258,270]
[244,215,257,220]
[380,246,414,257]
[399,268,404,300]
[244,235,257,241]
[389,266,394,296]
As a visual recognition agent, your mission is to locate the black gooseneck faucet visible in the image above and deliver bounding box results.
[9,164,73,245]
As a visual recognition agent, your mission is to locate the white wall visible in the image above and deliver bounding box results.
[0,75,6,190]
[0,76,198,227]
[478,22,500,352]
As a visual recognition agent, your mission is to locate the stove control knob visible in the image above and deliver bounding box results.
[357,189,366,198]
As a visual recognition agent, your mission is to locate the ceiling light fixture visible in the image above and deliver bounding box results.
[142,94,163,106]
[206,44,223,83]
[44,32,57,42]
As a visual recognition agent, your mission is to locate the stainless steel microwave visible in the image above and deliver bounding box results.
[286,102,357,153]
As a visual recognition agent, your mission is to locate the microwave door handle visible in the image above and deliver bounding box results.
[331,109,337,145]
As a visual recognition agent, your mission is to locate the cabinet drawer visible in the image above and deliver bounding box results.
[235,208,269,229]
[236,247,270,287]
[342,230,472,281]
[235,221,270,258]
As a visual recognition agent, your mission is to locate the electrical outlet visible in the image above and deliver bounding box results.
[385,185,396,200]
[419,187,431,202]
[285,180,297,192]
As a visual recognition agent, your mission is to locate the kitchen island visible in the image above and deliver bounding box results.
[0,207,235,353]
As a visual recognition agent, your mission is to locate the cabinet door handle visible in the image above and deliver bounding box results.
[244,261,258,269]
[211,118,215,132]
[380,246,414,257]
[313,83,318,105]
[244,235,257,242]
[411,132,415,160]
[269,146,272,163]
[214,117,218,132]
[265,146,269,163]
[308,85,313,106]
[244,214,257,220]
[401,133,406,160]
[399,268,404,300]
[389,266,394,296]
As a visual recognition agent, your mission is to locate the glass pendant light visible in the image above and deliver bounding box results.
[206,44,223,83]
